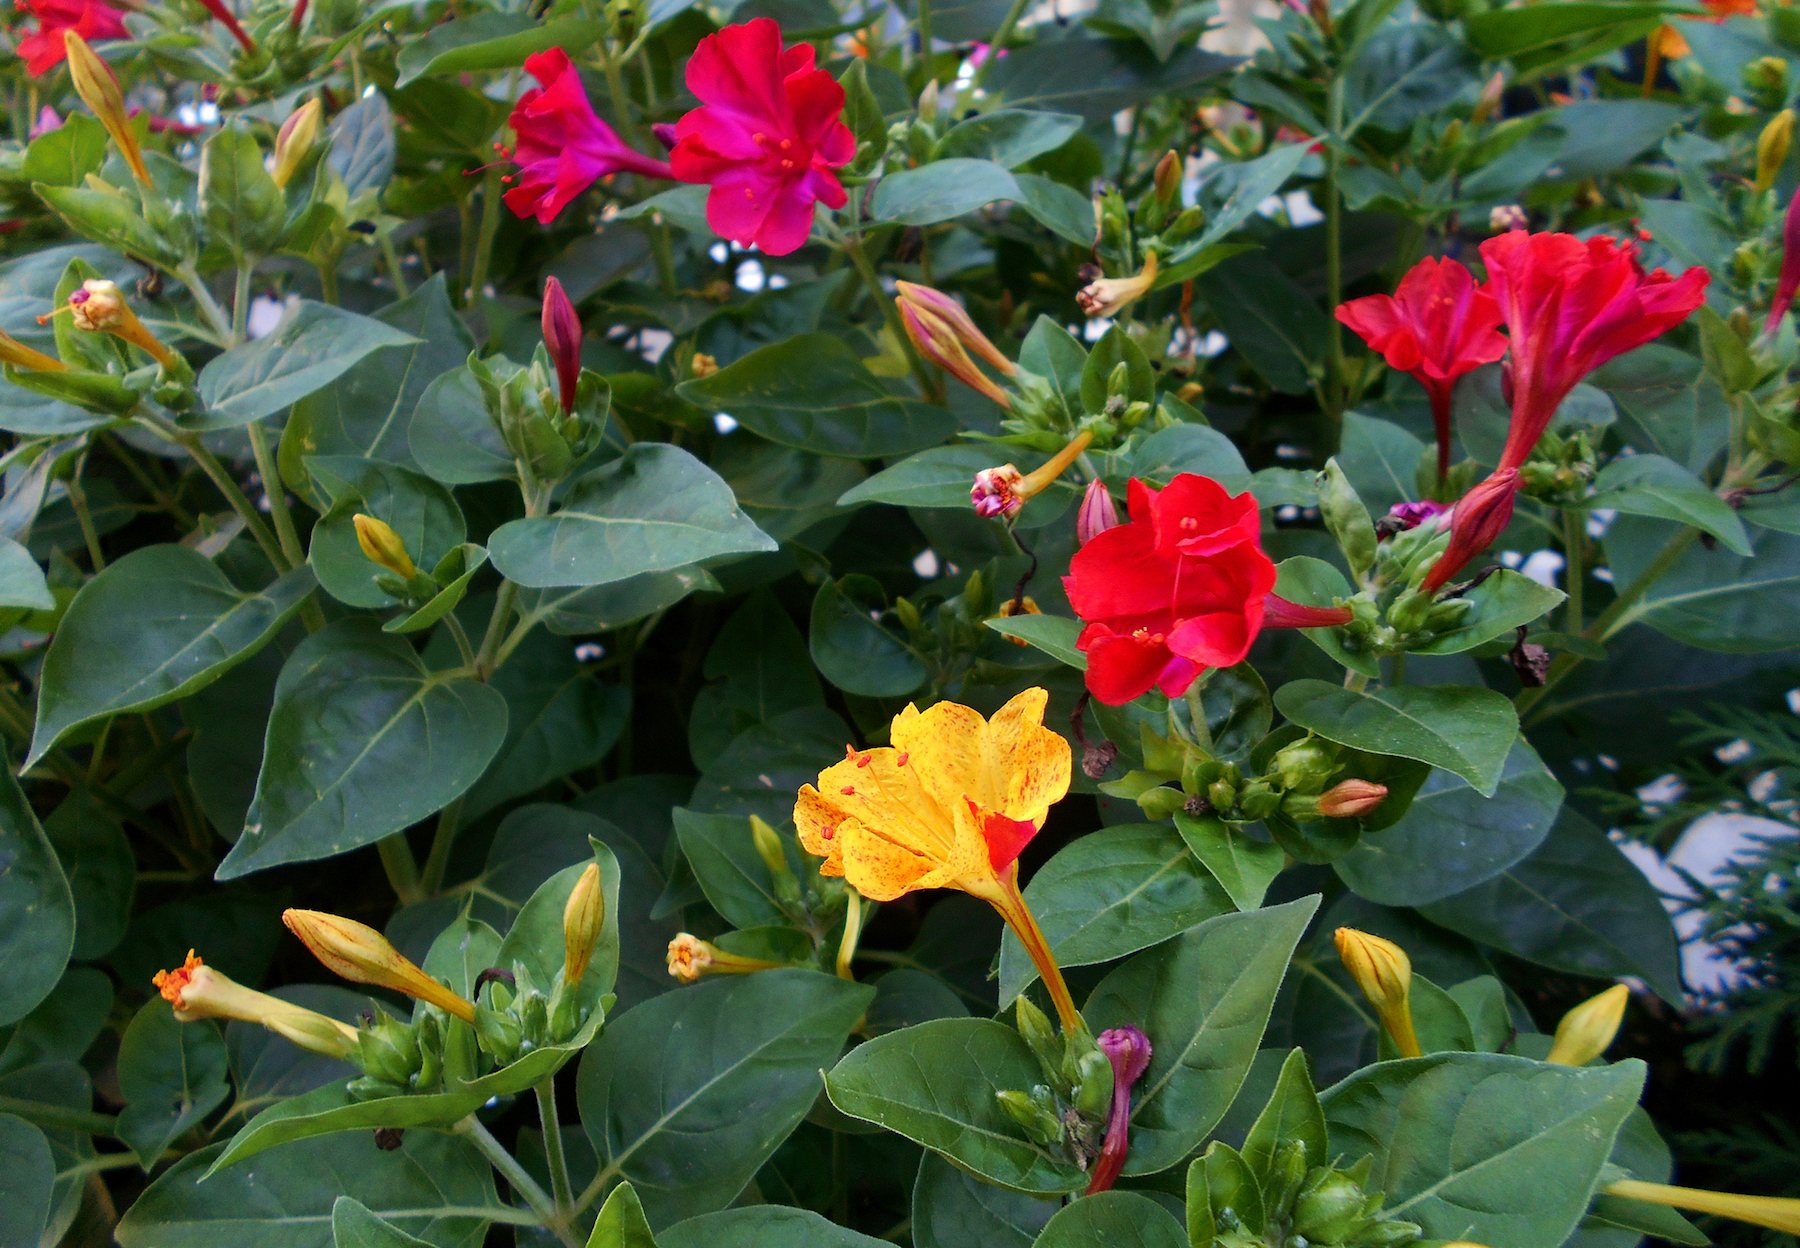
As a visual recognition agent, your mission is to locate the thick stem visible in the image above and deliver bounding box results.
[915,0,932,60]
[379,231,411,298]
[176,262,232,341]
[536,1080,574,1214]
[444,611,477,670]
[1561,507,1585,632]
[0,1097,118,1137]
[476,579,521,679]
[420,797,464,897]
[378,834,424,906]
[836,890,864,979]
[159,421,288,571]
[246,420,303,568]
[231,263,252,345]
[456,1115,580,1248]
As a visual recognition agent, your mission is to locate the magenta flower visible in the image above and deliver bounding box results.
[1086,1026,1153,1194]
[502,48,674,225]
[669,18,856,256]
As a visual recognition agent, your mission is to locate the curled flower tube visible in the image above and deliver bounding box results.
[1086,1026,1153,1194]
[896,282,1018,380]
[665,933,787,982]
[1767,188,1800,337]
[1334,927,1421,1058]
[63,32,149,187]
[154,951,360,1059]
[795,688,1083,1033]
[196,0,256,52]
[1545,983,1629,1066]
[1077,252,1159,319]
[39,278,177,369]
[283,909,476,1024]
[970,431,1095,520]
[1063,474,1352,705]
[901,296,1012,408]
[1601,1182,1800,1235]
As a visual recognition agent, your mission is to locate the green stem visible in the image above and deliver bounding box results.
[1561,507,1585,632]
[64,454,106,571]
[1322,76,1346,435]
[318,254,341,306]
[476,580,520,679]
[649,223,677,297]
[1517,526,1701,722]
[0,1098,118,1137]
[379,231,411,298]
[597,48,643,150]
[231,263,252,345]
[457,1116,579,1248]
[176,262,232,341]
[420,797,463,897]
[142,413,288,571]
[99,432,195,528]
[972,0,1031,88]
[536,1080,574,1214]
[468,167,504,302]
[916,0,933,60]
[246,420,303,569]
[444,611,477,669]
[378,834,424,906]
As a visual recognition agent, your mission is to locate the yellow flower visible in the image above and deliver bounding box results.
[665,933,786,982]
[282,909,476,1024]
[794,688,1081,1031]
[1604,1181,1800,1236]
[153,950,359,1059]
[39,279,179,370]
[562,863,604,987]
[1757,109,1795,195]
[1546,983,1629,1066]
[1334,927,1421,1058]
[64,32,150,187]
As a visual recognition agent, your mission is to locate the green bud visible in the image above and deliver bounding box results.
[1015,996,1066,1092]
[413,1015,442,1092]
[1273,738,1337,795]
[1107,361,1131,399]
[1294,1168,1370,1243]
[1239,780,1281,820]
[346,1075,409,1102]
[442,1016,480,1084]
[894,595,923,636]
[1318,460,1377,580]
[520,991,548,1052]
[1351,1220,1423,1248]
[1387,587,1433,634]
[475,1003,522,1064]
[549,989,583,1044]
[750,815,803,908]
[1138,785,1190,820]
[996,1089,1066,1146]
[1163,206,1204,243]
[1421,597,1473,634]
[1264,1138,1310,1220]
[1074,1048,1113,1119]
[1207,778,1238,812]
[357,1011,421,1085]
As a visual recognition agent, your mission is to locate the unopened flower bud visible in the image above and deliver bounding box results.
[895,283,1016,377]
[1153,150,1182,206]
[1273,737,1337,794]
[271,99,322,189]
[1471,71,1506,126]
[541,276,582,416]
[1334,927,1421,1058]
[970,430,1095,521]
[153,950,360,1058]
[995,1089,1065,1146]
[898,296,1012,408]
[1382,499,1448,536]
[749,814,803,905]
[283,910,476,1023]
[352,514,420,581]
[1294,1168,1372,1242]
[1545,983,1629,1066]
[562,863,605,988]
[64,32,150,187]
[1317,779,1389,818]
[1488,204,1527,233]
[1086,1025,1152,1194]
[1757,109,1795,195]
[1014,996,1065,1090]
[989,595,1042,647]
[1076,252,1159,319]
[1419,468,1519,594]
[1073,1047,1113,1118]
[1765,187,1800,337]
[1077,478,1120,545]
[665,932,785,982]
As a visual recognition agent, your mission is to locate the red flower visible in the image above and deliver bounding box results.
[1480,230,1708,472]
[15,0,127,77]
[1418,468,1519,594]
[669,18,855,256]
[1063,475,1349,706]
[502,49,673,225]
[1335,256,1506,480]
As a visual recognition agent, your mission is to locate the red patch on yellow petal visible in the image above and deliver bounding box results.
[970,798,1037,873]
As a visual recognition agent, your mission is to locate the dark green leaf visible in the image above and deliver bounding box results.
[116,999,231,1168]
[332,1197,432,1248]
[45,789,134,960]
[1240,1047,1327,1181]
[1174,814,1284,912]
[912,1151,1055,1248]
[870,159,1020,225]
[938,112,1084,170]
[659,1206,891,1248]
[1273,679,1520,796]
[306,456,465,609]
[0,766,74,1027]
[1604,516,1800,652]
[199,123,284,258]
[1197,253,1328,395]
[810,576,928,698]
[1033,1191,1186,1247]
[1586,454,1748,554]
[394,14,608,86]
[1406,570,1565,656]
[407,365,515,485]
[983,39,1236,119]
[0,966,112,1076]
[0,1113,53,1248]
[192,302,420,431]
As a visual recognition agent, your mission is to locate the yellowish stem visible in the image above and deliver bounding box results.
[836,890,864,980]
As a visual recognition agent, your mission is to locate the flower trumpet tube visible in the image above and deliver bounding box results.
[1086,1026,1153,1194]
[270,99,322,190]
[665,933,787,982]
[40,279,177,369]
[970,431,1095,519]
[1545,983,1629,1066]
[196,0,256,51]
[895,282,1018,379]
[1077,251,1159,319]
[352,514,419,581]
[282,909,477,1024]
[63,32,150,187]
[153,951,360,1058]
[563,863,605,986]
[1335,257,1507,481]
[1601,1182,1800,1236]
[794,688,1084,1033]
[900,297,1012,409]
[541,276,583,416]
[1767,188,1800,337]
[1334,927,1421,1058]
[0,329,67,373]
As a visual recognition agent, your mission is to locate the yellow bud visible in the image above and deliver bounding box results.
[562,863,605,987]
[1545,983,1629,1066]
[1757,108,1794,195]
[64,32,150,187]
[1334,927,1421,1058]
[272,99,323,190]
[0,329,66,373]
[1153,149,1183,205]
[152,950,360,1058]
[1603,1181,1800,1237]
[282,909,476,1023]
[352,514,419,581]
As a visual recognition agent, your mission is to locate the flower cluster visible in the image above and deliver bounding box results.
[1063,474,1352,705]
[502,19,853,256]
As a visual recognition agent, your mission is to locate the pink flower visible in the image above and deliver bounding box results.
[669,18,856,256]
[502,48,673,225]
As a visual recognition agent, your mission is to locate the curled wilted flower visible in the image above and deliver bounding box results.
[1077,252,1159,319]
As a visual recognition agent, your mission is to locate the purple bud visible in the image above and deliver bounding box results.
[651,123,679,152]
[541,276,581,416]
[1077,478,1119,545]
[1086,1026,1152,1194]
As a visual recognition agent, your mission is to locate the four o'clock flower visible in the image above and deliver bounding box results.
[270,99,323,189]
[15,0,127,77]
[896,281,1019,407]
[153,950,361,1059]
[541,276,583,415]
[502,48,674,225]
[970,431,1095,520]
[794,688,1084,1033]
[1334,926,1422,1058]
[669,18,856,256]
[41,278,177,369]
[1546,983,1629,1066]
[1086,1026,1153,1194]
[1336,256,1507,481]
[283,909,477,1023]
[1077,478,1120,545]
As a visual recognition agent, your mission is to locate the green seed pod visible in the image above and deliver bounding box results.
[1074,1048,1113,1119]
[1273,738,1337,795]
[346,1075,409,1102]
[520,991,548,1051]
[1350,1219,1422,1248]
[474,1004,522,1064]
[1293,1168,1370,1243]
[1238,780,1281,820]
[1015,996,1067,1093]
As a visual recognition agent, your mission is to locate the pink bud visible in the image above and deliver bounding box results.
[651,123,678,152]
[1768,189,1800,336]
[1087,1026,1153,1195]
[1077,479,1119,545]
[541,276,582,416]
[1318,779,1389,818]
[1420,468,1520,593]
[29,107,61,139]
